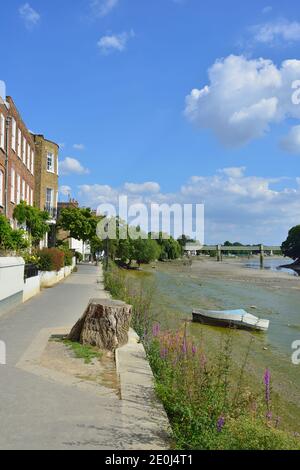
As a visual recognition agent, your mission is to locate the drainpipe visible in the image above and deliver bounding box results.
[4,116,11,218]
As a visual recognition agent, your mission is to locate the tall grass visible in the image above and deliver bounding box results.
[104,263,300,450]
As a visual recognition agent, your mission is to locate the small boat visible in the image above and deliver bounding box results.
[192,309,269,332]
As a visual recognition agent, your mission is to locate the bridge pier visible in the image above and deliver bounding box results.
[260,244,264,269]
[217,245,222,262]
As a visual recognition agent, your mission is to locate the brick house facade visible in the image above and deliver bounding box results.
[0,95,35,226]
[32,134,59,247]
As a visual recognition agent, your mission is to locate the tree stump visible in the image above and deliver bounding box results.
[68,298,132,351]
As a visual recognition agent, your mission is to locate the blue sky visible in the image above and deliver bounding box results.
[1,0,300,244]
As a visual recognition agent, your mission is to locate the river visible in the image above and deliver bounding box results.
[127,258,300,430]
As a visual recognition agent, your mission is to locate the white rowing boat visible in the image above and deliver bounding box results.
[192,309,269,332]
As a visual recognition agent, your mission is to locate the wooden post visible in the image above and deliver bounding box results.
[260,244,264,269]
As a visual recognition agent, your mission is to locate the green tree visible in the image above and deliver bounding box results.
[133,237,161,266]
[0,215,28,251]
[57,207,101,243]
[282,225,300,264]
[156,233,182,261]
[13,201,49,246]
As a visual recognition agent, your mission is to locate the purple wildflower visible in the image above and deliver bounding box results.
[264,368,271,405]
[266,411,273,421]
[182,340,188,356]
[192,345,197,356]
[160,347,168,360]
[152,323,160,337]
[217,416,225,433]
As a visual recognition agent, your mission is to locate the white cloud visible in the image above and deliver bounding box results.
[262,6,272,14]
[59,157,89,176]
[19,3,40,29]
[59,185,72,197]
[218,167,246,178]
[90,0,118,17]
[280,125,300,154]
[77,169,300,244]
[185,55,300,147]
[97,30,135,54]
[73,143,85,151]
[252,19,300,44]
[124,182,161,194]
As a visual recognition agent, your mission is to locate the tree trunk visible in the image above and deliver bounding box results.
[68,298,132,351]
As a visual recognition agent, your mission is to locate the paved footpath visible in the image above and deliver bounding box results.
[0,265,168,450]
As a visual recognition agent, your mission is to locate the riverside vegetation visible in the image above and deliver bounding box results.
[104,262,300,450]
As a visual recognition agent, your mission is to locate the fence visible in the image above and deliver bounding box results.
[24,264,39,281]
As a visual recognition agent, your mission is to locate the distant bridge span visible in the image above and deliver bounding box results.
[184,244,282,267]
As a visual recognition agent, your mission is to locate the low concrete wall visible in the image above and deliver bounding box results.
[23,275,40,302]
[0,257,25,317]
[64,266,72,277]
[0,257,73,313]
[116,329,171,449]
[39,266,73,288]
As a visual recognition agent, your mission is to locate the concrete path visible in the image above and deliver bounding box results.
[0,265,169,450]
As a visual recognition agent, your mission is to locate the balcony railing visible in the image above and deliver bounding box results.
[44,203,57,220]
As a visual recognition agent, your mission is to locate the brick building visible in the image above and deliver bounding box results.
[32,134,59,247]
[0,92,35,226]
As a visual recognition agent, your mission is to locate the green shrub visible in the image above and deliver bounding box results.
[37,248,65,272]
[59,245,73,266]
[75,251,83,262]
[0,215,29,251]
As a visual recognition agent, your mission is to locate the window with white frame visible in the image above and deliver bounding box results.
[30,188,33,206]
[26,184,30,204]
[11,118,16,152]
[47,152,55,172]
[11,168,15,203]
[27,144,31,169]
[22,137,26,164]
[17,129,21,158]
[0,170,3,206]
[0,114,5,150]
[31,150,34,174]
[22,179,25,201]
[46,188,53,211]
[16,174,21,204]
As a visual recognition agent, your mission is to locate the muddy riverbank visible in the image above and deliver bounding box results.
[125,258,300,432]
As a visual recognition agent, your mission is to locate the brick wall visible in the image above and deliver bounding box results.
[0,96,35,225]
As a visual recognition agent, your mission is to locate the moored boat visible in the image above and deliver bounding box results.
[192,308,269,332]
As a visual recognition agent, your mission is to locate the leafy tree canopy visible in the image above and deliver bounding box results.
[57,207,102,243]
[0,215,29,251]
[13,201,49,245]
[282,225,300,263]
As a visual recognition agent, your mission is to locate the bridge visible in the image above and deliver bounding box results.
[184,244,282,268]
